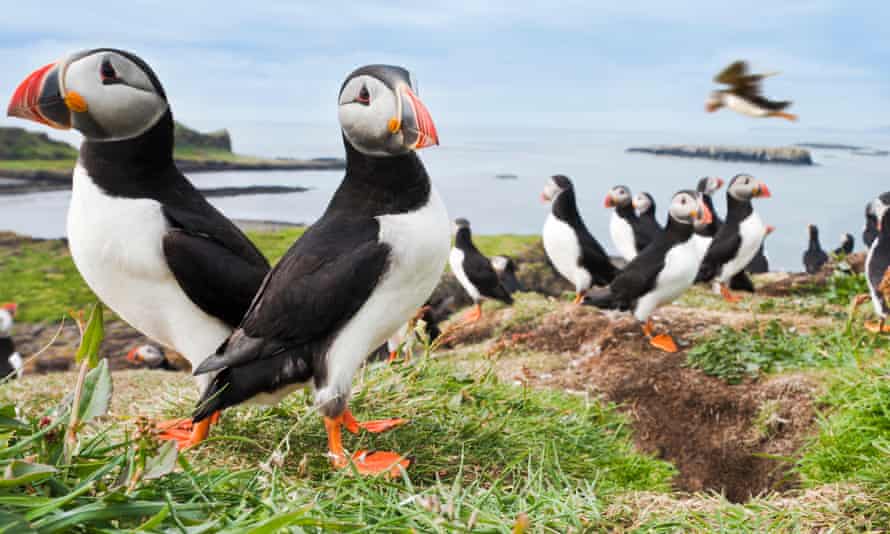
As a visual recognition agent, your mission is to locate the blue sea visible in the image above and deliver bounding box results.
[2,122,888,271]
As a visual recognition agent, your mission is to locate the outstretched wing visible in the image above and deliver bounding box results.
[714,61,750,85]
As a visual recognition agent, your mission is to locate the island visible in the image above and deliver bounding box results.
[0,123,345,195]
[626,144,814,166]
[795,142,888,158]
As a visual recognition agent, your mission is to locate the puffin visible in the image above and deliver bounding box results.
[541,175,618,303]
[127,344,178,371]
[633,192,664,245]
[450,218,513,322]
[834,233,855,256]
[605,185,651,260]
[707,60,797,121]
[491,255,523,294]
[803,224,829,274]
[697,174,772,302]
[861,194,890,333]
[0,303,17,336]
[0,337,23,380]
[691,177,725,257]
[190,64,447,476]
[745,225,775,274]
[7,49,270,448]
[864,202,879,249]
[584,190,713,352]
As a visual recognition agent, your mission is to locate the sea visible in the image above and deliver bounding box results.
[2,122,888,271]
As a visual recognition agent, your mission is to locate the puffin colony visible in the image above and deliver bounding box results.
[6,50,889,477]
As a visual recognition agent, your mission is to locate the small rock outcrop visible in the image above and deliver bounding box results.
[627,145,814,165]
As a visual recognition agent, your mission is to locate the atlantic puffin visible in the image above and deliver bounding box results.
[691,176,725,258]
[491,255,523,294]
[707,60,797,122]
[860,194,890,333]
[803,224,829,274]
[864,202,879,249]
[7,49,270,448]
[834,233,855,256]
[190,64,447,476]
[605,185,651,260]
[450,218,513,322]
[633,192,664,245]
[542,175,618,303]
[697,174,772,302]
[0,303,17,336]
[385,298,451,363]
[127,344,178,371]
[584,190,713,352]
[745,225,775,274]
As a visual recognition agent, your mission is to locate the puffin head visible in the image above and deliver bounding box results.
[727,174,771,201]
[873,192,890,232]
[632,192,655,216]
[126,344,166,367]
[669,190,713,226]
[540,174,572,203]
[808,224,819,240]
[696,176,724,195]
[453,217,471,233]
[1,303,18,317]
[338,64,438,157]
[705,91,724,112]
[0,303,16,335]
[7,49,169,142]
[604,185,632,209]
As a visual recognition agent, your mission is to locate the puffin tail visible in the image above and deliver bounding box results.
[582,287,619,310]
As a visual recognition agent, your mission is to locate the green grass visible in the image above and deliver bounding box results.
[0,159,76,172]
[686,320,886,384]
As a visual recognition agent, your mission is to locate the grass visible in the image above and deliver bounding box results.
[685,319,886,384]
[0,159,76,173]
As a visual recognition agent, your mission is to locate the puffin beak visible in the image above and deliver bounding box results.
[1,302,17,316]
[126,347,141,363]
[766,225,776,235]
[706,102,721,113]
[7,59,78,129]
[696,195,713,224]
[395,85,438,150]
[604,194,614,208]
[754,182,772,198]
[716,177,725,189]
[540,191,550,203]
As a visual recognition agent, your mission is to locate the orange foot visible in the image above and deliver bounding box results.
[325,412,410,477]
[340,409,408,434]
[156,411,220,450]
[463,303,482,323]
[769,111,798,122]
[572,293,584,305]
[864,320,890,333]
[720,284,742,303]
[386,350,399,364]
[649,334,679,353]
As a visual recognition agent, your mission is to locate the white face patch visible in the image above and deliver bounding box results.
[542,179,562,202]
[338,75,402,156]
[669,193,697,223]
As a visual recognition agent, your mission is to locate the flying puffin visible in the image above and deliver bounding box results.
[697,174,772,302]
[450,218,513,322]
[7,49,270,448]
[584,190,713,352]
[127,344,178,371]
[491,255,523,294]
[190,64,447,476]
[542,175,618,303]
[633,192,664,244]
[745,225,775,274]
[605,185,651,261]
[864,201,879,249]
[834,233,855,256]
[803,224,829,274]
[707,60,797,122]
[861,194,890,333]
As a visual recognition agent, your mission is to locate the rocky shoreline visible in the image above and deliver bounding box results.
[627,145,814,165]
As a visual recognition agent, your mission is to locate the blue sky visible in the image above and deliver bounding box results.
[2,1,889,145]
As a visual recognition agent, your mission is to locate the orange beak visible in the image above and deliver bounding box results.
[401,86,439,150]
[126,347,141,363]
[697,198,714,225]
[540,191,550,203]
[7,61,73,129]
[1,302,17,316]
[766,225,776,235]
[715,177,725,189]
[706,102,721,113]
[755,183,772,198]
[604,194,614,208]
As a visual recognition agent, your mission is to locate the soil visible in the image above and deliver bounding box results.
[443,302,820,503]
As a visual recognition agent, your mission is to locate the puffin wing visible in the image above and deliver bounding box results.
[698,230,742,282]
[609,244,666,304]
[576,227,619,285]
[194,218,390,374]
[464,250,513,303]
[714,61,750,85]
[162,203,270,328]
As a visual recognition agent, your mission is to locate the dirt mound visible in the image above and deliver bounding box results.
[444,302,817,502]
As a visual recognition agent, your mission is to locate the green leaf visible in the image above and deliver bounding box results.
[75,302,105,368]
[143,441,178,480]
[0,511,36,533]
[0,461,57,488]
[77,359,112,422]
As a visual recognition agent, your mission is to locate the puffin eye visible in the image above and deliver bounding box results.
[356,85,370,105]
[100,59,119,84]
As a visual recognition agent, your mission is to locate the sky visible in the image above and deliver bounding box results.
[2,1,889,151]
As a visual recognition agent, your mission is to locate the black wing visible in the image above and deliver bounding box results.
[698,228,742,283]
[608,242,668,305]
[194,217,390,374]
[714,61,750,85]
[576,226,619,285]
[464,250,513,304]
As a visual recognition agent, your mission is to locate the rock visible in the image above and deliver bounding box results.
[627,145,814,166]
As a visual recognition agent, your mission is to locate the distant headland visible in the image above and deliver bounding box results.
[626,144,814,166]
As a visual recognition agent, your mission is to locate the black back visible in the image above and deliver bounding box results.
[455,228,513,304]
[803,226,829,274]
[867,208,890,316]
[635,193,664,247]
[864,205,879,249]
[745,246,769,274]
[0,337,15,379]
[80,111,270,327]
[551,185,617,286]
[698,191,752,282]
[834,234,855,256]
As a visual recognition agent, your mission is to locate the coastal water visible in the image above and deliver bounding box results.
[2,124,888,271]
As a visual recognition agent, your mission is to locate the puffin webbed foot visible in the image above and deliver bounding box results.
[572,293,584,305]
[463,303,482,323]
[864,320,890,334]
[325,412,410,477]
[649,334,679,353]
[720,284,742,303]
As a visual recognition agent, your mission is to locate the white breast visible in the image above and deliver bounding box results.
[67,165,231,390]
[866,239,886,318]
[692,234,712,263]
[315,187,450,410]
[543,214,590,292]
[634,238,700,322]
[610,212,637,262]
[725,94,770,117]
[717,213,766,283]
[449,247,481,301]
